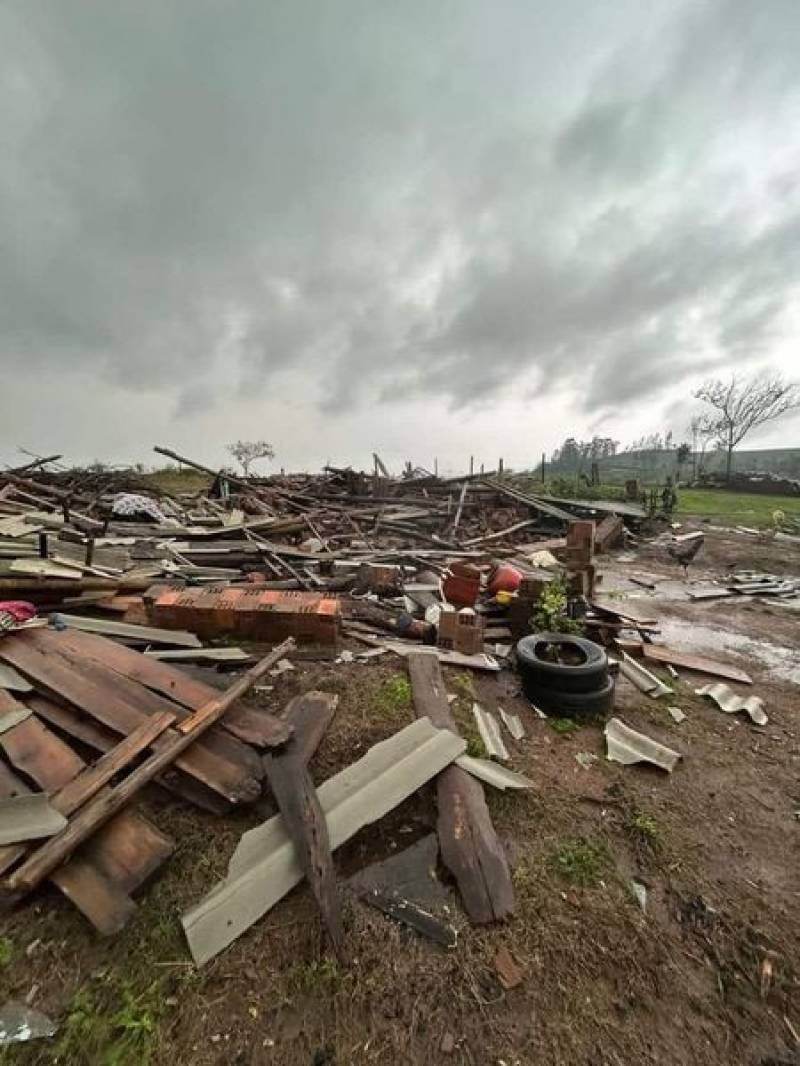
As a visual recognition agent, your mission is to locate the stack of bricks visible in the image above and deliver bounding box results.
[564,520,596,598]
[145,584,341,645]
[594,515,625,553]
[437,605,485,655]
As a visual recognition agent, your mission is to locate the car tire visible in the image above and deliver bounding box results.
[522,674,616,718]
[516,632,608,694]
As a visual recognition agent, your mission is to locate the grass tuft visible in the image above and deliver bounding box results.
[0,937,13,966]
[548,717,580,736]
[547,838,610,887]
[377,674,412,711]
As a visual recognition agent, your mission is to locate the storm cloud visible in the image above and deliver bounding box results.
[1,0,799,468]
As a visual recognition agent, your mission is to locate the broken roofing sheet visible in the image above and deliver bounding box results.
[182,717,465,965]
[604,717,681,773]
[696,682,768,725]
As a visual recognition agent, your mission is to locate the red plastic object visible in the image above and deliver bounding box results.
[487,564,522,596]
[442,563,480,607]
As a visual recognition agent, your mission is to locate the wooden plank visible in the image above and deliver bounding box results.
[29,628,289,749]
[0,716,172,878]
[50,861,135,935]
[54,712,175,815]
[50,615,202,648]
[79,809,174,892]
[3,642,295,899]
[641,644,752,685]
[408,652,514,924]
[52,811,174,935]
[263,692,341,955]
[0,634,260,804]
[30,639,264,787]
[26,696,232,815]
[0,715,85,792]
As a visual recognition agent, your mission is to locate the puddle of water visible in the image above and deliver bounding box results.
[658,617,800,685]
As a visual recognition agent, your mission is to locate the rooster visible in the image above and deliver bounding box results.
[665,532,704,576]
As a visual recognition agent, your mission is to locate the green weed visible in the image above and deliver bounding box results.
[0,937,13,966]
[288,956,340,995]
[54,974,166,1066]
[627,810,662,852]
[377,674,412,711]
[548,717,580,736]
[547,838,610,887]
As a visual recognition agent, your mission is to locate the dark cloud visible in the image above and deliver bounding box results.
[0,0,799,457]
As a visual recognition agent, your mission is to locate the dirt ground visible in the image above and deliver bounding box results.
[1,526,799,1066]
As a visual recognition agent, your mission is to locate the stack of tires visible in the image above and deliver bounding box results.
[515,631,615,717]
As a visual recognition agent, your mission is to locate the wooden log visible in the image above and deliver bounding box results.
[263,692,341,955]
[407,653,514,924]
[3,640,295,899]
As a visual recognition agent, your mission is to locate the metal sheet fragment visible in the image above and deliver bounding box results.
[456,755,534,790]
[0,706,32,736]
[617,652,672,699]
[498,706,525,740]
[0,1002,57,1046]
[471,703,509,761]
[604,717,681,773]
[695,682,767,725]
[0,794,68,846]
[182,717,465,965]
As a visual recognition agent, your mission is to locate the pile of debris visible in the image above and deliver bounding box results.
[2,446,774,993]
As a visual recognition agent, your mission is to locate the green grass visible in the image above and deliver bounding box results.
[676,488,800,528]
[547,838,611,887]
[548,717,581,737]
[626,811,661,852]
[287,956,340,995]
[52,973,168,1066]
[377,674,412,711]
[0,937,13,966]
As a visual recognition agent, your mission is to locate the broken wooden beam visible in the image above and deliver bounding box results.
[262,692,341,956]
[2,640,295,901]
[407,652,514,923]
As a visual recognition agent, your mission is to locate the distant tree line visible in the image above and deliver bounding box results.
[546,369,800,484]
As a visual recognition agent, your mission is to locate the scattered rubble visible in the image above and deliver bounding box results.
[0,447,792,1054]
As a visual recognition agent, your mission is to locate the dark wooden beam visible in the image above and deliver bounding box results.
[408,652,514,924]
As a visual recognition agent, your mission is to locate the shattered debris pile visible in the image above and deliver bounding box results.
[1,447,796,1058]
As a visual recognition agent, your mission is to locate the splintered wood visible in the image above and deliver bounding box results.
[407,652,515,923]
[0,629,295,930]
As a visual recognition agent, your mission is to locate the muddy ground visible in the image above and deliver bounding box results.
[1,526,798,1066]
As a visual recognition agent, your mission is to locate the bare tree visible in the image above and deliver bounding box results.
[694,372,800,483]
[688,414,716,479]
[226,440,275,477]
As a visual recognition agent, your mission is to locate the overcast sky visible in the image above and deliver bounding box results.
[2,0,799,475]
